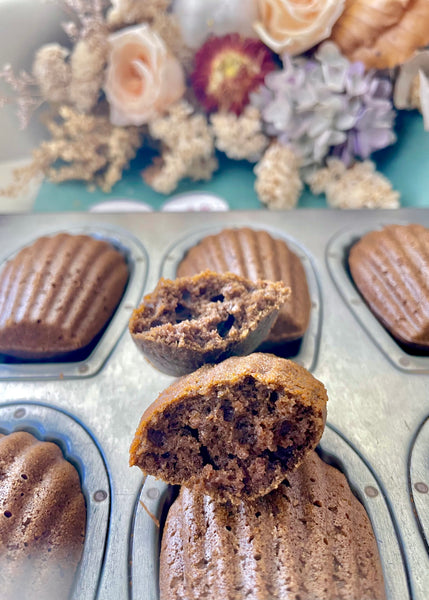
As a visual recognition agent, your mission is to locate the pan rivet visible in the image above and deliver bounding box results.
[78,364,89,374]
[13,408,26,419]
[414,482,428,494]
[399,357,410,367]
[93,490,108,502]
[146,487,160,500]
[364,486,378,498]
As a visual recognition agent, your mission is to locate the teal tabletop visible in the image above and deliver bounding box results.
[33,111,429,212]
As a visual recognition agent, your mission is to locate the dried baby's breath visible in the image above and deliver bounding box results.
[0,65,42,129]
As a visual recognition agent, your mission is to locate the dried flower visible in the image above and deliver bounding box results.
[0,65,42,129]
[254,142,303,209]
[143,100,217,194]
[191,34,276,115]
[308,158,400,209]
[104,24,185,126]
[330,0,429,70]
[107,0,171,28]
[255,0,345,55]
[252,42,396,171]
[1,105,143,195]
[60,0,108,41]
[210,106,269,161]
[172,0,259,49]
[394,51,429,131]
[69,32,109,113]
[32,44,71,105]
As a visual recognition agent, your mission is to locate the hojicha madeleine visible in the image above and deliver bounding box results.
[177,227,312,346]
[129,270,290,376]
[349,223,429,349]
[0,431,86,600]
[0,232,128,359]
[160,451,386,600]
[130,353,327,504]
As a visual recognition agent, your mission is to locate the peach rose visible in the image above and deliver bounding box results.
[254,0,345,55]
[104,24,185,126]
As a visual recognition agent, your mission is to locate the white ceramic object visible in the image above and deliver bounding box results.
[89,199,153,212]
[161,192,229,212]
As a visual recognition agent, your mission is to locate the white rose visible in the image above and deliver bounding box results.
[104,24,185,126]
[254,0,345,55]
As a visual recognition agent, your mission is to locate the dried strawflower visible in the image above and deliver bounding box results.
[143,100,217,194]
[1,105,142,195]
[252,42,396,171]
[254,142,303,209]
[172,0,259,49]
[191,34,276,115]
[210,106,269,162]
[104,24,185,126]
[255,0,345,55]
[308,158,400,209]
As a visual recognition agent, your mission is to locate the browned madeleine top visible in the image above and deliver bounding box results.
[160,451,386,600]
[177,227,311,344]
[0,232,129,359]
[0,431,86,600]
[130,353,327,503]
[349,223,429,348]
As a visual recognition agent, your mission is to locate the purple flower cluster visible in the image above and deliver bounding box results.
[251,42,396,170]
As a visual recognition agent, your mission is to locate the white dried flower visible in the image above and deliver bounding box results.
[32,44,71,104]
[69,32,108,113]
[308,158,400,209]
[211,107,269,162]
[254,142,303,209]
[143,100,217,194]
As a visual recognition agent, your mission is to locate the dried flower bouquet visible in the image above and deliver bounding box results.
[1,0,428,209]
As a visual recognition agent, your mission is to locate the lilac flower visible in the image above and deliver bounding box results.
[251,42,397,171]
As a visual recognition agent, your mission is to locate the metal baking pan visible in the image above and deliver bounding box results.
[0,210,427,600]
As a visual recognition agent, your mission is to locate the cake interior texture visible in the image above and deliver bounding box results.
[129,270,290,375]
[176,227,312,345]
[160,451,386,600]
[0,431,86,599]
[130,354,327,502]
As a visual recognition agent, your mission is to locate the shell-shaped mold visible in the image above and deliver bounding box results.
[176,227,312,345]
[409,416,429,552]
[131,425,410,600]
[349,224,429,350]
[0,226,147,380]
[0,402,110,600]
[0,232,129,360]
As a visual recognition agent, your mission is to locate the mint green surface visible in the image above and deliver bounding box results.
[34,111,429,212]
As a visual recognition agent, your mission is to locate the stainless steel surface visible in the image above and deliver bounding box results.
[0,210,428,600]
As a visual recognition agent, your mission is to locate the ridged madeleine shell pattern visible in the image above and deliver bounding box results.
[177,228,311,344]
[349,224,429,349]
[0,233,129,359]
[0,431,86,600]
[160,451,386,600]
[330,0,429,69]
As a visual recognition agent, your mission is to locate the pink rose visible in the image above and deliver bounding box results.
[104,24,185,126]
[254,0,345,55]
